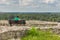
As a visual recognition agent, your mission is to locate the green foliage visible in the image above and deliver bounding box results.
[21,27,60,40]
[0,12,60,22]
[26,27,39,36]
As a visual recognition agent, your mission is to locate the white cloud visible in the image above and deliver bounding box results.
[0,0,6,4]
[0,0,19,5]
[20,0,33,6]
[20,0,56,7]
[42,0,55,3]
[0,0,19,12]
[31,5,39,8]
[0,0,10,5]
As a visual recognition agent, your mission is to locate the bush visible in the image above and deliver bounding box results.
[21,27,60,40]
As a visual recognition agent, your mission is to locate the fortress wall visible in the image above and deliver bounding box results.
[0,20,59,40]
[0,27,60,40]
[26,20,58,27]
[0,20,59,27]
[0,20,9,26]
[0,30,26,40]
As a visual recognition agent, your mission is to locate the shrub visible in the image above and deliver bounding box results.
[21,27,60,40]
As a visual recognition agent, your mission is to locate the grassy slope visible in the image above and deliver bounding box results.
[21,27,60,40]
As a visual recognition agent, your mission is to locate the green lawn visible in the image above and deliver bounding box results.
[21,27,60,40]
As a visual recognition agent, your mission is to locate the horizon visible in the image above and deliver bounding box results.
[0,12,60,14]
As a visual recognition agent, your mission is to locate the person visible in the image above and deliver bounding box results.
[13,16,21,23]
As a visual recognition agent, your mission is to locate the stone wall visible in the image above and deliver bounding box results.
[0,30,26,40]
[0,26,60,40]
[0,20,58,27]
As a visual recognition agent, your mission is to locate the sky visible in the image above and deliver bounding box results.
[0,0,60,12]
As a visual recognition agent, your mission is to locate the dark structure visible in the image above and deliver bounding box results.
[9,20,26,26]
[8,16,26,26]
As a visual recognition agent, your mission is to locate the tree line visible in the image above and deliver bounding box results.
[0,12,60,22]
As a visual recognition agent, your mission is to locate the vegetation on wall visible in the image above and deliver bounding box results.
[21,27,60,40]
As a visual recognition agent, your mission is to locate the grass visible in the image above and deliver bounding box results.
[21,27,60,40]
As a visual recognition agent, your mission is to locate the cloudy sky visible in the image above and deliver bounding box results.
[0,0,60,12]
[0,0,19,12]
